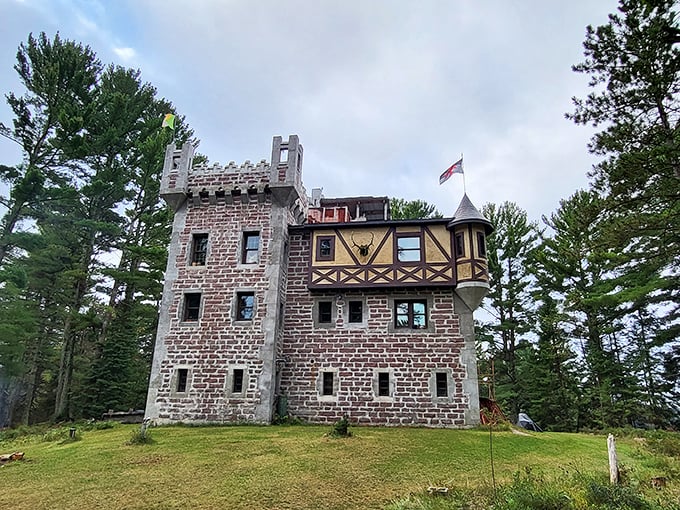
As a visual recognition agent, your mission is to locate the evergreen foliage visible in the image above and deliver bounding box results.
[390,198,443,219]
[0,32,195,425]
[480,202,539,420]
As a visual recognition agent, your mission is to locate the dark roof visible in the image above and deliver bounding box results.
[447,194,494,234]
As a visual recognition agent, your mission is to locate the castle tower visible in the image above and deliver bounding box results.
[447,193,494,425]
[145,135,306,424]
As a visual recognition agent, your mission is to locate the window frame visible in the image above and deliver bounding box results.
[455,232,465,259]
[182,292,202,322]
[347,300,363,323]
[176,368,189,393]
[318,301,333,323]
[316,235,336,262]
[378,372,390,396]
[242,231,260,264]
[395,233,423,263]
[431,369,453,402]
[226,365,248,398]
[394,299,427,329]
[317,368,339,400]
[373,369,394,400]
[322,372,334,396]
[477,231,487,257]
[190,233,209,266]
[313,298,337,328]
[232,368,244,394]
[172,367,192,396]
[435,372,448,398]
[235,291,255,321]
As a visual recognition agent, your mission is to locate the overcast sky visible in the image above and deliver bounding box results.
[1,0,618,223]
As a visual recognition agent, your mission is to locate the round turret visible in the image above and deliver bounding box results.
[447,194,494,311]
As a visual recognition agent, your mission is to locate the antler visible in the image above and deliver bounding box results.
[350,232,374,256]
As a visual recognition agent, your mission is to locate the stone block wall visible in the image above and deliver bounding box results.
[279,232,472,428]
[147,162,286,424]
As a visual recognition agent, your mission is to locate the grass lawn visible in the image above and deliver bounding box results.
[0,423,677,509]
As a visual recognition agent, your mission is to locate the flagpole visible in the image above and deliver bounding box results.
[462,153,466,195]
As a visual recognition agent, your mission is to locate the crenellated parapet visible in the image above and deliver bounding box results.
[160,135,307,216]
[191,159,271,174]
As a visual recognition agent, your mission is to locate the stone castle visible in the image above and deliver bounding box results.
[145,135,493,427]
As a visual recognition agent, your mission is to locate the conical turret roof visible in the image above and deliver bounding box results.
[447,194,494,234]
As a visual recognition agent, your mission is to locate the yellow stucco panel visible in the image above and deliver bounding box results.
[424,225,451,263]
[457,262,472,280]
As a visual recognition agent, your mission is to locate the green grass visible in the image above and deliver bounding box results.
[0,424,677,509]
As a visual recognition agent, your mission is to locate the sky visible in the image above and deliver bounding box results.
[0,0,618,224]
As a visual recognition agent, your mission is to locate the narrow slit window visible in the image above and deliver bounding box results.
[322,372,334,396]
[242,232,260,264]
[232,369,244,394]
[176,368,188,393]
[436,372,448,397]
[191,234,208,265]
[455,233,465,259]
[378,372,390,397]
[477,232,487,257]
[236,292,255,320]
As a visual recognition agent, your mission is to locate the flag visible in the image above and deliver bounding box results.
[439,157,463,185]
[162,113,176,130]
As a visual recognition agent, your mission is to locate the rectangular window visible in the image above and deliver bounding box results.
[242,232,260,264]
[191,233,208,265]
[236,292,254,320]
[176,368,188,393]
[316,236,335,261]
[322,372,334,396]
[318,301,332,323]
[377,372,390,397]
[183,293,201,322]
[397,235,421,262]
[395,300,427,329]
[348,301,363,323]
[232,369,244,394]
[436,372,448,397]
[477,232,487,257]
[455,233,465,259]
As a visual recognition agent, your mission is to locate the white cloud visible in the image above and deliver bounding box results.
[0,0,618,222]
[113,46,136,62]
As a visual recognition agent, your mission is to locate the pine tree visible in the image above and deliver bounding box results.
[569,0,680,426]
[480,202,539,420]
[390,198,442,219]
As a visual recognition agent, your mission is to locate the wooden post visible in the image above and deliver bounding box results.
[607,434,619,484]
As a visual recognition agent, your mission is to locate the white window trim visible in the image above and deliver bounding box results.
[170,365,193,396]
[317,368,339,402]
[372,368,395,401]
[225,364,248,398]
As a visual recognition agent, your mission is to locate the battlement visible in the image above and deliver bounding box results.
[160,135,305,212]
[191,159,271,174]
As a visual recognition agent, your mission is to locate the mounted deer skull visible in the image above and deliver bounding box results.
[350,232,374,257]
